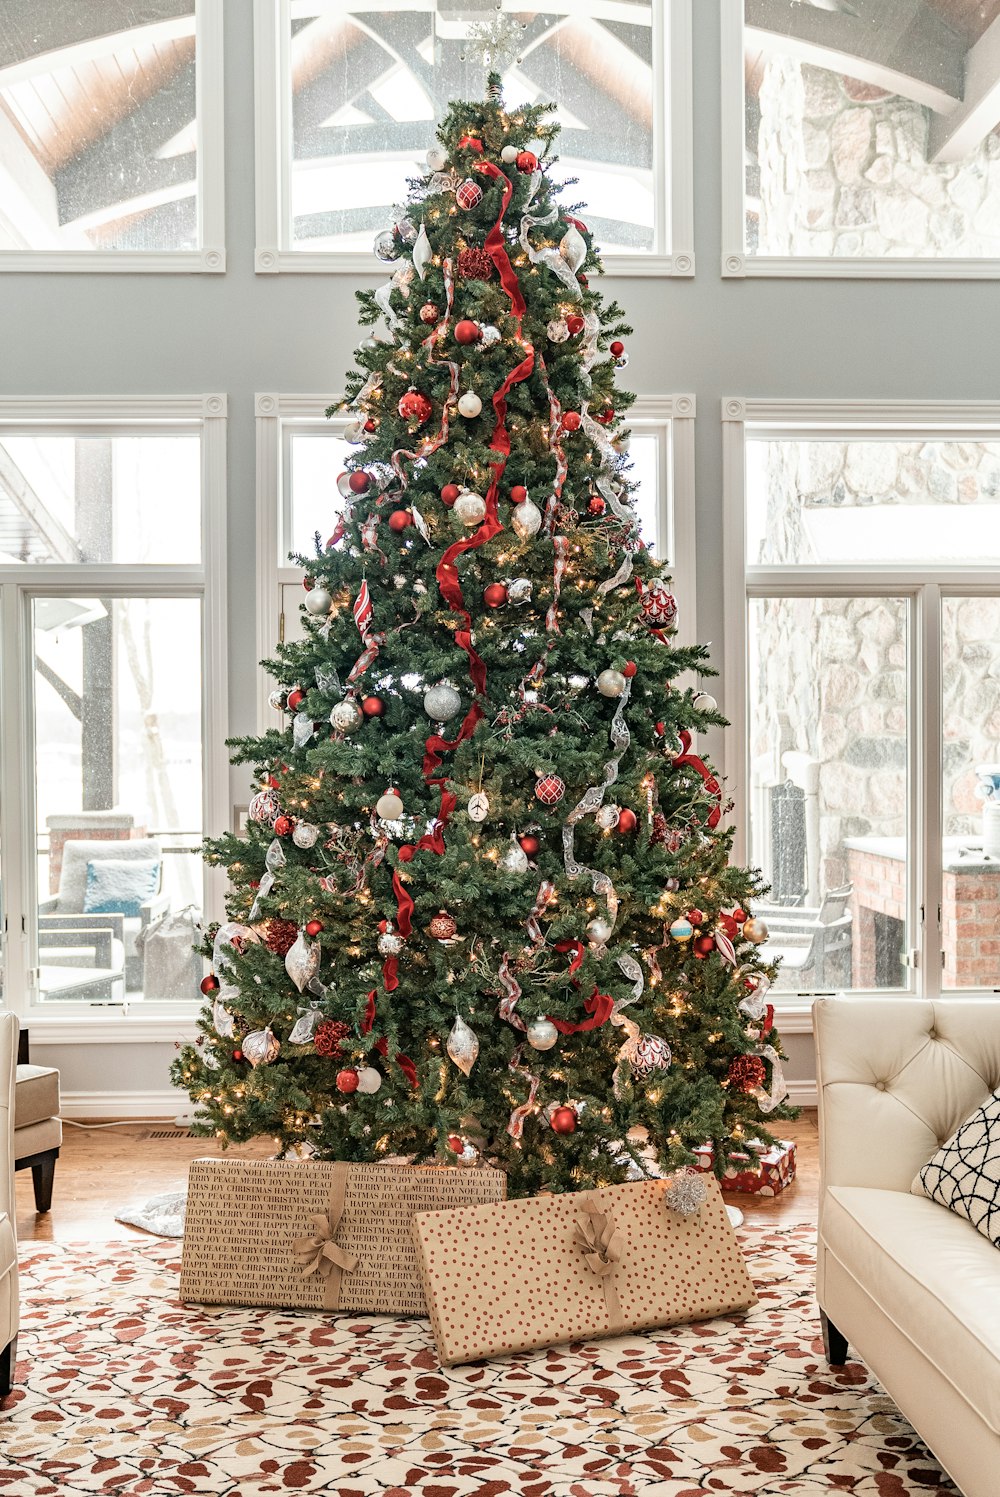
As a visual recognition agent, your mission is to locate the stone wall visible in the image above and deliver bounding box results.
[753,57,1000,258]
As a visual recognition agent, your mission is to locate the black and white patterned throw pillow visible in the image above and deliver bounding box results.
[912,1090,1000,1248]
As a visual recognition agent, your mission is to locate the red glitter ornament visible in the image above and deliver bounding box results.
[232,1049,243,1062]
[200,974,219,996]
[733,907,748,924]
[361,695,384,717]
[363,417,378,433]
[314,1019,349,1058]
[693,934,716,957]
[616,808,638,834]
[336,1068,360,1094]
[596,407,615,425]
[348,470,371,494]
[483,582,508,608]
[286,688,304,712]
[264,917,299,956]
[550,1106,577,1135]
[429,910,458,941]
[458,134,483,153]
[727,1054,767,1094]
[561,412,582,432]
[623,661,637,677]
[515,150,537,173]
[440,483,460,506]
[535,773,566,807]
[273,815,293,837]
[457,246,493,280]
[588,496,606,516]
[566,313,585,336]
[687,908,705,926]
[610,340,625,357]
[455,319,481,345]
[305,919,324,937]
[389,509,413,532]
[509,484,527,505]
[419,301,440,324]
[518,834,540,856]
[651,812,668,845]
[398,388,432,424]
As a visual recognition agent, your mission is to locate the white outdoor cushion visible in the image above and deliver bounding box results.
[912,1089,1000,1249]
[56,839,161,914]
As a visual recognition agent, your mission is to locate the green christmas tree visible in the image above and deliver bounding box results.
[173,67,794,1197]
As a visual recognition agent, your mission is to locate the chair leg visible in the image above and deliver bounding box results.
[821,1310,849,1366]
[31,1150,56,1213]
[0,1334,16,1400]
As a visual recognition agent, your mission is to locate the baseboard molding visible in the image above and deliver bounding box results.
[786,1080,818,1108]
[60,1089,184,1120]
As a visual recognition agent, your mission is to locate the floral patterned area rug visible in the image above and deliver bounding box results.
[2,1224,956,1497]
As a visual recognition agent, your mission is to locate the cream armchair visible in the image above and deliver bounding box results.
[815,997,1000,1497]
[0,1011,18,1401]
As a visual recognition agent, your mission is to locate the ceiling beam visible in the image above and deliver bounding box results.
[0,446,80,564]
[0,3,194,87]
[929,12,1000,160]
[744,0,965,115]
[0,103,62,248]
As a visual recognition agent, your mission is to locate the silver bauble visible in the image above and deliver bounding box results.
[330,699,362,732]
[597,668,626,698]
[304,587,332,617]
[512,498,542,538]
[373,229,399,261]
[453,490,486,526]
[547,318,569,343]
[426,145,447,171]
[596,804,621,831]
[527,1017,559,1051]
[587,917,613,945]
[285,932,321,993]
[423,682,462,721]
[458,390,483,418]
[267,690,286,713]
[446,1014,480,1076]
[243,1027,280,1068]
[292,821,319,849]
[378,930,404,957]
[559,223,587,274]
[508,577,533,605]
[480,325,501,347]
[743,918,769,945]
[503,841,529,873]
[355,1066,383,1094]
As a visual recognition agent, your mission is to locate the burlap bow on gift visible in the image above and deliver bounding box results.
[293,1162,359,1310]
[574,1196,625,1333]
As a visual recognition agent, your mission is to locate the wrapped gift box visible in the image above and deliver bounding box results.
[412,1175,756,1366]
[180,1158,505,1316]
[693,1138,796,1196]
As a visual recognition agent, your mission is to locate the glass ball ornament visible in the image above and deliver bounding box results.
[550,1105,577,1135]
[304,586,332,617]
[336,1068,360,1094]
[292,821,319,849]
[426,144,447,171]
[456,177,483,210]
[501,144,519,164]
[480,324,501,347]
[587,916,613,945]
[336,471,354,499]
[398,388,433,424]
[395,216,417,245]
[615,351,630,369]
[266,689,286,712]
[423,682,462,721]
[547,318,569,343]
[670,917,694,943]
[373,229,399,261]
[458,391,483,418]
[508,577,533,605]
[597,668,626,698]
[503,840,529,873]
[631,1034,672,1078]
[330,699,362,733]
[527,1017,559,1051]
[596,804,620,831]
[376,789,404,820]
[534,772,566,806]
[453,490,486,526]
[355,1066,382,1094]
[429,909,458,941]
[742,917,769,945]
[512,498,542,539]
[693,691,719,713]
[419,301,439,324]
[378,930,404,957]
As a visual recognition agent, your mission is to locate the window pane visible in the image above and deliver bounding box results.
[749,595,910,994]
[287,430,352,559]
[0,433,201,564]
[288,3,655,255]
[630,430,664,556]
[0,2,198,252]
[746,437,1000,566]
[943,596,1000,991]
[744,2,1000,261]
[33,596,204,1003]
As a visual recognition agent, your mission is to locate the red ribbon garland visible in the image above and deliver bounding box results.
[382,957,398,993]
[550,987,615,1036]
[373,1033,419,1090]
[423,705,485,779]
[362,991,376,1034]
[475,162,526,317]
[673,730,723,830]
[553,938,585,974]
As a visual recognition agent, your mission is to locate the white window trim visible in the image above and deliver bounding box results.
[722,396,1000,1023]
[0,395,228,1042]
[0,1,226,274]
[254,0,694,278]
[255,390,697,729]
[720,0,1000,281]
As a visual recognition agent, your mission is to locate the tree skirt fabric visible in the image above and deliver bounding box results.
[2,1225,956,1497]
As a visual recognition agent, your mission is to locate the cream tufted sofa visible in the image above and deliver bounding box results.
[815,996,1000,1497]
[0,1012,18,1401]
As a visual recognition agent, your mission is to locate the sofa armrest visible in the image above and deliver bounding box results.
[140,892,172,926]
[38,924,117,968]
[37,897,59,915]
[39,910,125,943]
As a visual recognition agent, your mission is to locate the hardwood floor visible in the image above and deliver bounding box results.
[15,1113,819,1243]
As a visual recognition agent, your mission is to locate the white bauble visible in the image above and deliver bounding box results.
[693,691,718,713]
[596,804,620,831]
[503,841,529,873]
[330,699,362,732]
[597,668,626,698]
[559,224,587,273]
[378,929,403,956]
[512,498,542,538]
[480,325,501,347]
[454,490,486,526]
[587,917,613,945]
[304,587,332,616]
[423,682,462,721]
[527,1017,559,1051]
[344,419,364,443]
[292,821,319,849]
[501,144,519,164]
[376,790,404,821]
[426,145,447,171]
[458,391,483,418]
[356,1066,383,1094]
[546,318,569,343]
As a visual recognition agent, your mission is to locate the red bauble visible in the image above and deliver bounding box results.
[515,150,537,173]
[315,1020,349,1058]
[733,908,748,924]
[302,575,314,591]
[562,412,582,432]
[440,483,460,506]
[429,910,458,941]
[232,1049,243,1063]
[264,917,299,956]
[655,721,665,735]
[200,974,219,996]
[616,808,638,834]
[455,319,481,345]
[694,934,716,957]
[305,919,324,937]
[588,496,606,516]
[273,815,294,837]
[535,773,566,807]
[420,302,440,324]
[389,509,413,532]
[483,582,508,608]
[610,340,625,357]
[623,661,637,678]
[456,177,484,210]
[550,1106,577,1135]
[458,134,484,153]
[596,407,615,425]
[447,1134,465,1154]
[363,417,378,433]
[398,388,433,424]
[457,246,493,280]
[687,908,705,927]
[336,1068,360,1094]
[286,687,305,712]
[509,484,527,505]
[518,834,540,856]
[727,1054,767,1094]
[348,470,371,494]
[566,313,585,336]
[361,695,384,717]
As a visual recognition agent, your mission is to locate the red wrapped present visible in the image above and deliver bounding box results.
[693,1138,796,1196]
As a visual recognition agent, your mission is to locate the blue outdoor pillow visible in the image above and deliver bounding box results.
[83,858,160,919]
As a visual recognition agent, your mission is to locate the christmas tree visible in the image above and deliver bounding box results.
[173,56,794,1197]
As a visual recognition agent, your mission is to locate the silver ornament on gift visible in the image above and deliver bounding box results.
[597,668,626,697]
[373,229,399,262]
[285,931,321,993]
[587,917,613,946]
[288,1005,322,1044]
[242,1027,280,1068]
[512,498,542,539]
[503,840,529,873]
[446,1014,480,1076]
[664,1170,709,1218]
[424,682,462,721]
[292,821,319,850]
[631,1034,672,1079]
[467,791,489,823]
[527,1017,559,1052]
[596,804,620,831]
[377,929,404,956]
[330,699,362,733]
[454,490,486,526]
[508,577,533,605]
[547,318,569,343]
[304,587,332,617]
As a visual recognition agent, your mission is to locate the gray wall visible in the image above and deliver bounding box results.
[5,2,998,1104]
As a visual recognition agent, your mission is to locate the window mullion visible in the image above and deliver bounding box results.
[917,584,944,999]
